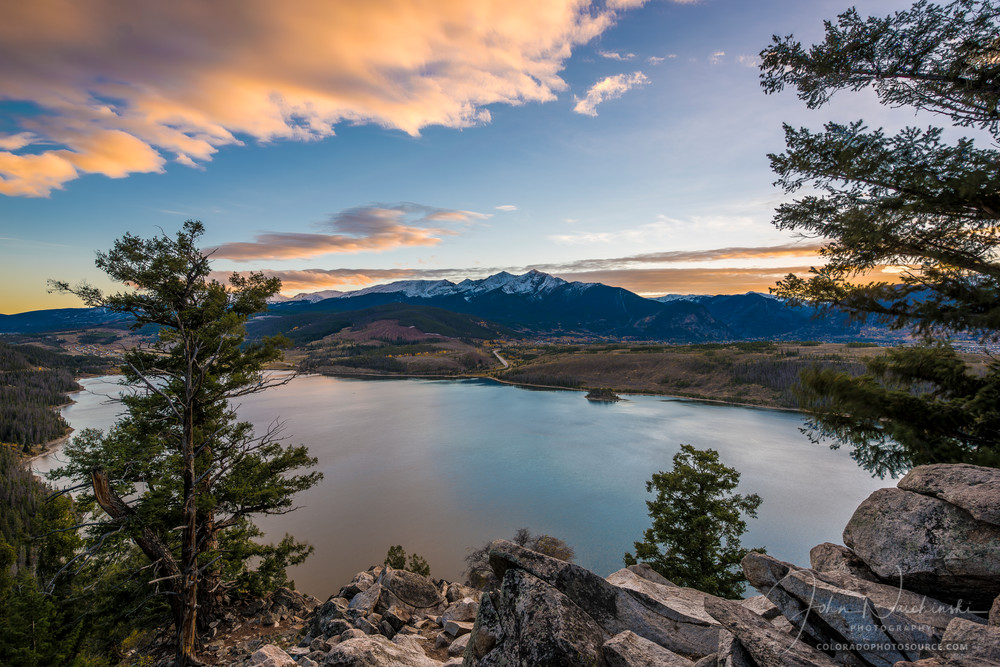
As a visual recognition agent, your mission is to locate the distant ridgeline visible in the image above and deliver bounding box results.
[0,341,112,452]
[1,271,917,344]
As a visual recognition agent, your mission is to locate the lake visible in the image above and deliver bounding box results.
[35,373,893,598]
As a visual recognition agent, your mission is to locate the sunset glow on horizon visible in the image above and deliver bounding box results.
[1,0,922,314]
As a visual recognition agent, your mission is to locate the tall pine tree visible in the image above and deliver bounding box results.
[759,0,1000,476]
[52,221,322,665]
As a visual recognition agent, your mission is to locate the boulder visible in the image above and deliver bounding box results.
[602,630,694,666]
[249,644,297,667]
[738,595,781,621]
[843,488,1000,608]
[348,583,382,615]
[352,616,378,635]
[809,543,880,582]
[741,553,829,646]
[478,567,609,666]
[716,630,754,667]
[340,571,375,600]
[464,589,502,664]
[323,634,442,666]
[897,464,1000,526]
[447,632,470,657]
[443,620,474,638]
[375,568,446,615]
[625,562,676,586]
[939,617,1000,666]
[440,597,478,624]
[703,597,840,667]
[445,583,480,603]
[489,540,720,657]
[991,595,1000,626]
[322,619,353,638]
[383,605,412,632]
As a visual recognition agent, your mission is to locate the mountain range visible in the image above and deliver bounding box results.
[0,270,894,343]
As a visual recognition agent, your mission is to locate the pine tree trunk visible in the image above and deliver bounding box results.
[177,403,199,666]
[196,510,219,631]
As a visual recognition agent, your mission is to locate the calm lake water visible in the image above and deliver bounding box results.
[36,373,892,598]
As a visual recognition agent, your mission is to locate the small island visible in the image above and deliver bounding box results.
[585,387,621,402]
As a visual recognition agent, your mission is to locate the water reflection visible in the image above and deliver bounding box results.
[39,374,892,597]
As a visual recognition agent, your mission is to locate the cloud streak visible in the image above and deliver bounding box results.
[209,203,485,261]
[529,242,828,272]
[573,71,649,116]
[598,50,635,61]
[228,242,839,295]
[233,262,902,298]
[0,0,647,197]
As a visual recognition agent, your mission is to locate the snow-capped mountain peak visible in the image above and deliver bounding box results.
[269,289,345,303]
[454,270,568,298]
[346,279,458,299]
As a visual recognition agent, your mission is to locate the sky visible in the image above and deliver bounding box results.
[0,0,924,314]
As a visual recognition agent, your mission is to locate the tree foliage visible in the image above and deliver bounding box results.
[384,545,431,577]
[0,445,93,665]
[624,445,762,598]
[0,342,110,451]
[51,221,322,665]
[759,0,1000,476]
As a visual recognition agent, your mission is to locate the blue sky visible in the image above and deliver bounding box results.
[0,0,919,314]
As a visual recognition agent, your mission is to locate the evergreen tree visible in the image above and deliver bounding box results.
[51,221,322,666]
[759,0,1000,476]
[624,445,762,598]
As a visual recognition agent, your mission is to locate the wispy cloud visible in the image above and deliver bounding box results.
[0,0,645,197]
[495,204,518,212]
[555,266,901,296]
[647,56,666,65]
[573,71,649,117]
[239,263,902,297]
[234,241,836,295]
[708,50,726,65]
[598,50,636,61]
[209,203,485,261]
[529,242,827,273]
[549,214,760,245]
[736,54,761,68]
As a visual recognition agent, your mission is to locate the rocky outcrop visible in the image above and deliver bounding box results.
[602,630,694,666]
[743,550,987,662]
[458,464,1000,667]
[843,464,1000,609]
[220,463,1000,667]
[704,596,840,667]
[457,540,728,664]
[323,635,442,666]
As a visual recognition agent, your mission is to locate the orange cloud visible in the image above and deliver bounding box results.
[530,242,828,272]
[215,268,428,292]
[220,265,902,297]
[556,266,903,295]
[0,0,639,196]
[208,203,484,261]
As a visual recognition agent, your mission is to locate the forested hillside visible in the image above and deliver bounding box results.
[0,341,111,451]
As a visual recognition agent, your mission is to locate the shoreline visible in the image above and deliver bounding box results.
[307,368,802,413]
